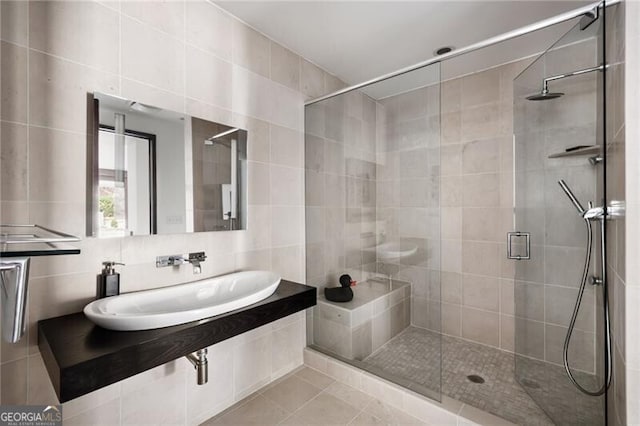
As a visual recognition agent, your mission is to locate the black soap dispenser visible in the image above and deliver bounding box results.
[97,261,124,299]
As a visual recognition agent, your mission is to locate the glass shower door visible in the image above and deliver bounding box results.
[512,13,606,426]
[304,62,442,402]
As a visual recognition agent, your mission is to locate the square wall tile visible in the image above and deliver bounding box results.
[232,19,270,78]
[186,1,232,60]
[1,122,28,201]
[29,50,119,133]
[232,65,273,124]
[28,127,85,203]
[1,358,28,404]
[461,306,499,347]
[1,41,28,123]
[64,399,120,426]
[462,274,499,312]
[270,42,300,91]
[272,245,304,282]
[29,1,119,73]
[121,16,184,94]
[122,372,186,425]
[122,0,184,39]
[233,334,272,399]
[186,46,232,109]
[1,1,28,45]
[271,125,303,168]
[301,59,325,99]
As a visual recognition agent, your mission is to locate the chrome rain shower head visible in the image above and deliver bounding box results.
[526,81,564,101]
[526,64,604,102]
[526,90,564,101]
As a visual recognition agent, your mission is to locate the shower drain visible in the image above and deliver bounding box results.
[466,374,485,384]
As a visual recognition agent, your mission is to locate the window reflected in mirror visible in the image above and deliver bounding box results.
[88,93,248,238]
[97,127,156,237]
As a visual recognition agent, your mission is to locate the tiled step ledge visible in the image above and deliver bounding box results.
[303,347,516,426]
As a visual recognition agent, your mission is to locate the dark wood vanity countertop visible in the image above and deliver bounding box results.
[38,279,316,403]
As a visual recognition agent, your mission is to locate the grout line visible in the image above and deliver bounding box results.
[17,122,89,138]
[118,8,185,45]
[25,0,31,229]
[0,118,30,128]
[27,45,120,79]
[182,27,306,106]
[21,42,305,135]
[204,0,337,86]
[182,1,187,117]
[0,36,28,49]
[118,0,122,97]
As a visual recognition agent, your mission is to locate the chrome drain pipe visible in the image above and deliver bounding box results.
[186,348,208,385]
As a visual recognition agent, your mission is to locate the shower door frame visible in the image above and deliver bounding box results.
[511,4,610,424]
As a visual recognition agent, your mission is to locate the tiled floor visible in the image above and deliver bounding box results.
[514,356,603,426]
[363,327,603,426]
[206,327,604,426]
[202,367,427,425]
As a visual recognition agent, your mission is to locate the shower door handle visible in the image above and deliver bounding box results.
[507,232,530,260]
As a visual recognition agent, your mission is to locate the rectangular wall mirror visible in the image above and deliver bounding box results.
[87,93,248,238]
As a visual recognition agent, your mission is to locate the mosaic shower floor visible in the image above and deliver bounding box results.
[362,327,603,426]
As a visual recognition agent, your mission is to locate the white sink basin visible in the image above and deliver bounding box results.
[84,270,281,331]
[369,241,418,260]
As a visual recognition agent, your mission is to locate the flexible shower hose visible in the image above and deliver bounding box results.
[563,216,612,396]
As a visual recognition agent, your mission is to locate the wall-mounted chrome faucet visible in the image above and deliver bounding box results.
[156,252,207,274]
[188,252,207,274]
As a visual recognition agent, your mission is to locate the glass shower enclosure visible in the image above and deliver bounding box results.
[513,10,608,426]
[304,3,612,424]
[304,63,442,401]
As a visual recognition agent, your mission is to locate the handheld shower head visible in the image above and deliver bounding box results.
[558,180,586,215]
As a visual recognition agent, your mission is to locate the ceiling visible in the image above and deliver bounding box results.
[215,1,594,98]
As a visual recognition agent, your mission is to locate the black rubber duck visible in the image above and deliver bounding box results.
[324,274,354,303]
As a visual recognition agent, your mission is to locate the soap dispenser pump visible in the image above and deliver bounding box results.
[97,261,124,299]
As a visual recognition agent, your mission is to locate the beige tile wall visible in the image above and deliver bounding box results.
[309,58,573,355]
[0,0,344,423]
[318,60,521,351]
[377,48,604,369]
[624,0,640,424]
[513,36,603,375]
[604,3,626,425]
[437,60,526,351]
[304,90,380,289]
[376,83,441,332]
